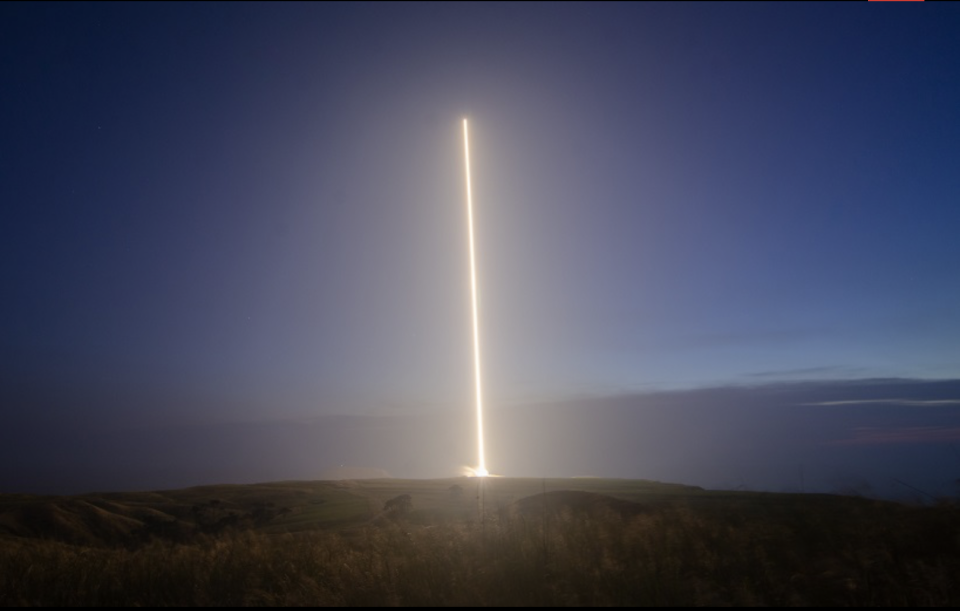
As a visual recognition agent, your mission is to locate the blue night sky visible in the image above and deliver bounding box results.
[3,2,960,498]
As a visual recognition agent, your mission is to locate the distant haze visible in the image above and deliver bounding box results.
[3,378,958,503]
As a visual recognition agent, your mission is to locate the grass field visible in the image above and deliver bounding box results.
[1,477,958,606]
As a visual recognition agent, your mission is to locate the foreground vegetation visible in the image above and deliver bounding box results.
[1,479,958,606]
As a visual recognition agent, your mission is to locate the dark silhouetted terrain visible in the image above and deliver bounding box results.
[1,477,959,606]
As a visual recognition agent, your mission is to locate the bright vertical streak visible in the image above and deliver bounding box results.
[463,118,487,477]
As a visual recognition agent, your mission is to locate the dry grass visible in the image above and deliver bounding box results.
[2,490,959,606]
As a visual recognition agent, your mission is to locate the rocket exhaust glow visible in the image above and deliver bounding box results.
[463,118,488,478]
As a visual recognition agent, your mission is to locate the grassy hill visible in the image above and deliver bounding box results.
[0,477,706,545]
[1,478,958,605]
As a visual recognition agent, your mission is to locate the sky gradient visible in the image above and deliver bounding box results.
[2,2,959,498]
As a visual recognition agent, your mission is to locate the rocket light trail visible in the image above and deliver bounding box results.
[463,118,488,478]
